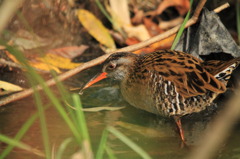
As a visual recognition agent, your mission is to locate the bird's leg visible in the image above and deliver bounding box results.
[173,116,186,143]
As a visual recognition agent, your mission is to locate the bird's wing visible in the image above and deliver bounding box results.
[142,50,226,98]
[202,57,240,76]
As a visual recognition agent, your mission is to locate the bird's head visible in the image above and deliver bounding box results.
[82,52,138,90]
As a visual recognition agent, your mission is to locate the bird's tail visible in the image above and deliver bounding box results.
[203,57,240,85]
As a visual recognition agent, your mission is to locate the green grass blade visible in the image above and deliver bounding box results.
[96,129,109,159]
[41,89,81,142]
[2,43,82,143]
[171,0,193,50]
[0,114,38,159]
[50,70,71,102]
[0,134,29,150]
[107,126,152,159]
[72,94,90,141]
[56,138,73,159]
[0,134,45,157]
[95,0,113,24]
[105,146,118,159]
[237,0,240,44]
[3,8,82,142]
[72,94,93,157]
[95,0,125,36]
[33,75,82,143]
[31,82,51,159]
[50,71,81,134]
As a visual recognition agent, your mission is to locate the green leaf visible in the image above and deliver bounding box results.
[171,0,193,50]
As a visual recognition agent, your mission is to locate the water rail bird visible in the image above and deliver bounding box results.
[82,50,240,142]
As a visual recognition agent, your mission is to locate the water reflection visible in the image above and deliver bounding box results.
[0,78,240,159]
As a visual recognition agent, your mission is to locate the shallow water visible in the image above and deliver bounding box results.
[0,74,240,159]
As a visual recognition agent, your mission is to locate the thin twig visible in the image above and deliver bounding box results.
[191,0,207,21]
[213,3,230,13]
[0,2,229,106]
[0,58,23,69]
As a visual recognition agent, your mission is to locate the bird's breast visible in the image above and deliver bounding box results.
[120,72,160,115]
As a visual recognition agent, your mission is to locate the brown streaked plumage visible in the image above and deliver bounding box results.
[82,50,240,142]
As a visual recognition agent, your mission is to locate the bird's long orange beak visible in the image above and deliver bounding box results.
[81,72,108,91]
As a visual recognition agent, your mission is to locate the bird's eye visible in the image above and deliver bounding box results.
[107,63,116,70]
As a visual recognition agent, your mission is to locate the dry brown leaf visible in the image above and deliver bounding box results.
[36,53,81,70]
[149,34,175,49]
[125,37,140,46]
[109,0,131,26]
[48,45,89,59]
[0,80,23,96]
[29,61,61,73]
[5,47,82,73]
[133,34,176,54]
[126,34,175,54]
[78,9,116,50]
[124,25,150,41]
[109,30,126,45]
[143,18,163,37]
[109,0,150,41]
[133,47,156,54]
[156,0,190,15]
[10,29,50,51]
[131,9,144,25]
